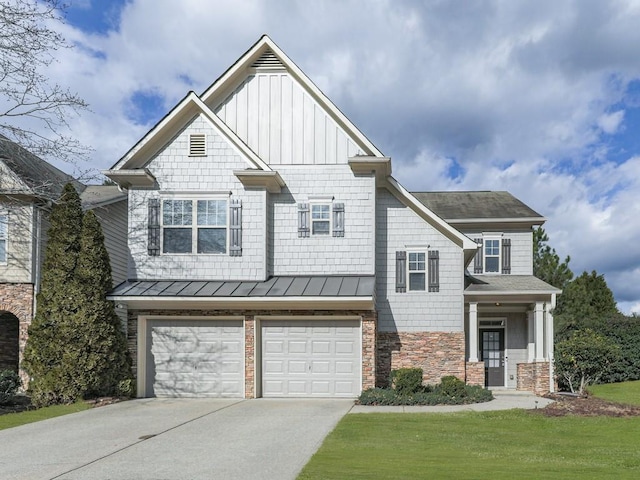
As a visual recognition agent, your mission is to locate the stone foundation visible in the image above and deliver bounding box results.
[465,361,485,386]
[0,283,34,387]
[517,362,551,395]
[376,331,466,387]
[128,308,377,398]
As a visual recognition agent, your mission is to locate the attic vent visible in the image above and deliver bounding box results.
[189,134,206,156]
[251,49,284,69]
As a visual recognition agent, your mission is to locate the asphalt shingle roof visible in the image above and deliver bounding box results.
[465,275,560,294]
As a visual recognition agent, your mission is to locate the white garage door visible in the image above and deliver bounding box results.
[146,319,244,397]
[262,319,361,397]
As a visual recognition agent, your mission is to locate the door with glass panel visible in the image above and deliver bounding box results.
[480,329,505,387]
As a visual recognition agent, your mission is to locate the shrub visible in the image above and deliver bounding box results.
[436,376,466,398]
[0,370,21,405]
[391,368,423,395]
[357,383,493,406]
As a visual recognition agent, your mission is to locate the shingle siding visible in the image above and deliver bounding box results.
[464,229,533,275]
[375,189,464,333]
[0,202,34,283]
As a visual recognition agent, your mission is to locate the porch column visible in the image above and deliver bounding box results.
[534,301,544,362]
[546,295,556,392]
[468,302,478,362]
[527,309,535,362]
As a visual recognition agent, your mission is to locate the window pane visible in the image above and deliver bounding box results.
[312,220,330,235]
[0,215,7,237]
[485,257,500,272]
[409,272,425,291]
[163,228,192,253]
[311,204,330,219]
[198,228,227,254]
[163,200,192,226]
[0,240,6,262]
[409,252,425,270]
[197,200,227,226]
[485,239,500,255]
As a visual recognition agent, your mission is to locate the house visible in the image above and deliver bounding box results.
[104,35,560,398]
[0,134,127,381]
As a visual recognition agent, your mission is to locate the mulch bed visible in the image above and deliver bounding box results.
[0,395,127,416]
[537,393,640,417]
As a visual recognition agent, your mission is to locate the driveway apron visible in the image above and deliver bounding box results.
[0,398,353,480]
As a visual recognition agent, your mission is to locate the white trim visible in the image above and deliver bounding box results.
[479,317,508,388]
[0,211,8,265]
[137,315,245,398]
[407,250,427,292]
[310,202,332,236]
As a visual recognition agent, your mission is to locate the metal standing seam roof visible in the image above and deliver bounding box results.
[109,276,376,298]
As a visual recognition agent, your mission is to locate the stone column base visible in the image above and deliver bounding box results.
[517,362,550,395]
[465,361,485,386]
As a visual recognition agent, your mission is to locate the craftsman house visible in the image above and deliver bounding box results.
[0,134,127,380]
[105,35,559,398]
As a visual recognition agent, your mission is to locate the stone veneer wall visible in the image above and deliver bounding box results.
[376,331,466,387]
[465,361,485,386]
[517,362,551,395]
[128,308,377,398]
[0,283,34,386]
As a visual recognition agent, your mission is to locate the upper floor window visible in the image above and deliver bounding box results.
[395,249,440,293]
[408,252,426,291]
[298,201,344,238]
[311,204,331,235]
[162,199,227,254]
[0,213,7,263]
[473,236,511,274]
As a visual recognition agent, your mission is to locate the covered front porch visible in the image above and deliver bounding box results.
[464,275,561,394]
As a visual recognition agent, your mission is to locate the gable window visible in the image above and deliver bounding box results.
[189,134,206,156]
[311,204,330,235]
[161,199,227,254]
[0,213,7,263]
[298,201,345,237]
[408,252,426,291]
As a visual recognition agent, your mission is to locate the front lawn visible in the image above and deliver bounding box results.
[298,411,640,479]
[589,380,640,406]
[0,402,90,431]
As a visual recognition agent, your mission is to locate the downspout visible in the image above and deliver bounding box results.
[32,205,41,317]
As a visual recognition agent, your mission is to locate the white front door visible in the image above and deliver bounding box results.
[261,319,361,397]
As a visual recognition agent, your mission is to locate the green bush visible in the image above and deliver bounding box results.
[0,370,21,405]
[391,368,424,395]
[436,376,466,398]
[358,381,493,406]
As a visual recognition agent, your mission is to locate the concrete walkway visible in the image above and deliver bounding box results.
[350,391,554,413]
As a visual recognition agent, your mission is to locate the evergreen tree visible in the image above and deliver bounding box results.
[72,210,131,397]
[23,183,85,406]
[533,227,573,289]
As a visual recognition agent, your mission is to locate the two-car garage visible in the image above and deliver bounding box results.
[141,317,362,398]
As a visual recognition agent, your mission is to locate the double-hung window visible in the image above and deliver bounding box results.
[0,213,7,263]
[484,238,500,273]
[408,252,426,291]
[311,204,331,235]
[162,199,227,254]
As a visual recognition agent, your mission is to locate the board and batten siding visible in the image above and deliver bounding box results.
[127,115,267,281]
[268,164,376,276]
[0,202,34,283]
[92,199,128,286]
[214,73,362,165]
[376,189,464,333]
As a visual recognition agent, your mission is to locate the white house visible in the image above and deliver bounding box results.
[105,36,559,398]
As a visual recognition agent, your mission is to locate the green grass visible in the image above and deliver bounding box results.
[589,380,640,406]
[0,402,91,431]
[298,411,640,479]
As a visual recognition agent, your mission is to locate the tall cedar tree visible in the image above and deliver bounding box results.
[72,210,131,398]
[23,183,84,405]
[533,227,573,290]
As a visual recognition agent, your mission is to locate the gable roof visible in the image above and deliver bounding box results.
[0,134,83,198]
[200,35,384,158]
[412,191,544,223]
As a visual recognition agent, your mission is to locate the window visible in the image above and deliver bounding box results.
[161,199,227,254]
[484,238,500,273]
[0,213,7,263]
[311,204,330,235]
[408,252,426,291]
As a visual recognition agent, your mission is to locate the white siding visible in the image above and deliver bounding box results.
[268,164,375,276]
[214,73,361,165]
[127,114,267,281]
[464,230,533,275]
[376,189,464,333]
[92,199,128,286]
[0,201,34,283]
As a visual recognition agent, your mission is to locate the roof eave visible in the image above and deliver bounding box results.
[233,170,285,193]
[102,169,156,188]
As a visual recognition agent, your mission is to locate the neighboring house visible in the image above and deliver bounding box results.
[105,35,560,399]
[0,134,127,380]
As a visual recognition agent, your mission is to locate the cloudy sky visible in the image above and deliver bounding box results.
[36,0,640,314]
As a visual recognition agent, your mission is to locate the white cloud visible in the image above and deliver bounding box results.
[34,0,640,311]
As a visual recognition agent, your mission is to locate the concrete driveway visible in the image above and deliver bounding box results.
[0,398,353,480]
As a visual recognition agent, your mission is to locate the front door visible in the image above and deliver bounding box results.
[481,329,505,387]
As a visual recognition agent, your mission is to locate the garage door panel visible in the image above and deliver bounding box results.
[262,320,361,397]
[146,319,244,398]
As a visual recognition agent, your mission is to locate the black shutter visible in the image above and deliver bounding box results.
[502,238,511,274]
[148,198,160,256]
[396,251,407,293]
[229,199,242,257]
[428,250,440,292]
[473,238,483,274]
[298,203,310,237]
[332,203,345,237]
